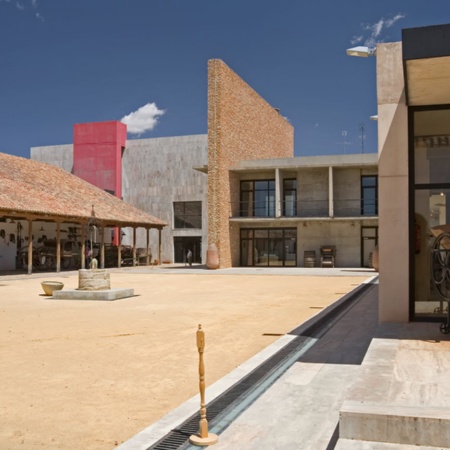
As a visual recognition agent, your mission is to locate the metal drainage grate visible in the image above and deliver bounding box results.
[147,281,376,450]
[147,335,309,450]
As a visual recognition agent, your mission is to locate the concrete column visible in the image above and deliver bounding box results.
[275,168,282,217]
[329,166,334,218]
[377,42,409,322]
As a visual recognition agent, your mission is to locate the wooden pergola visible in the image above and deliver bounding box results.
[0,152,166,274]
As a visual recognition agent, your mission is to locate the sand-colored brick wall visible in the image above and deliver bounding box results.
[208,59,294,268]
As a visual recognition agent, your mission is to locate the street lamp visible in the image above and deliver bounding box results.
[346,46,376,57]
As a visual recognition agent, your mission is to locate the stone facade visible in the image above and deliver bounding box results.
[207,59,294,268]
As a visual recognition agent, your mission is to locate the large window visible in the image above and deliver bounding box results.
[361,176,378,216]
[240,180,275,217]
[283,179,297,217]
[240,228,297,267]
[174,202,202,229]
[412,107,450,320]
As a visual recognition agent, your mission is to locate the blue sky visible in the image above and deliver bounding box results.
[0,1,448,158]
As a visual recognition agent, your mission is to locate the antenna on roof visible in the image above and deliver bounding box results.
[359,123,365,154]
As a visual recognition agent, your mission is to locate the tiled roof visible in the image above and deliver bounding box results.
[0,152,166,228]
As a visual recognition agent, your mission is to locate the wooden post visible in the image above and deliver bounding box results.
[146,228,150,266]
[189,324,218,446]
[81,223,86,269]
[133,227,137,266]
[118,227,122,269]
[158,228,162,266]
[56,222,61,272]
[100,226,105,269]
[27,219,33,275]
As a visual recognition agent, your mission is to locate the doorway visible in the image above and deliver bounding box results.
[174,237,202,264]
[361,226,378,267]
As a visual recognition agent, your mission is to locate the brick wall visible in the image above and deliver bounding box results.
[207,59,294,268]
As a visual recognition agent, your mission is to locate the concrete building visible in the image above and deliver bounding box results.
[31,59,379,270]
[376,23,450,323]
[32,133,208,265]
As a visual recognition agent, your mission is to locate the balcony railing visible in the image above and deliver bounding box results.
[232,199,378,219]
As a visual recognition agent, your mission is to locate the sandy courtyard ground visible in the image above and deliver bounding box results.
[0,270,368,450]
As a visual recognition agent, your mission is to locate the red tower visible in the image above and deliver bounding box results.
[73,121,127,198]
[73,121,127,244]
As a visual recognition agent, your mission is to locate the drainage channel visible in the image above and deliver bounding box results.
[147,280,376,450]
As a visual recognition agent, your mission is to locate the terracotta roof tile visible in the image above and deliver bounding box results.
[0,152,166,228]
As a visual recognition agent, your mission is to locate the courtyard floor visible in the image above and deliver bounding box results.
[0,267,369,450]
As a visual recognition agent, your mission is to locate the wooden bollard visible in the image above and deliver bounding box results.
[189,324,218,446]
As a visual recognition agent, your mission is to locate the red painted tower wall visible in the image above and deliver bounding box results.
[73,121,127,200]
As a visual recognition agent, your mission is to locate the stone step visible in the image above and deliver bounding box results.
[335,438,450,450]
[339,400,450,448]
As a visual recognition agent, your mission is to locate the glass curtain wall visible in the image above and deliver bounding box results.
[283,179,297,217]
[240,228,297,267]
[412,107,450,319]
[240,180,275,217]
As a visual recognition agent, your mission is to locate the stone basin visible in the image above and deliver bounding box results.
[41,281,64,296]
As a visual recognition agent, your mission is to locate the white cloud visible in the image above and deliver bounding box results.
[350,35,363,45]
[120,102,165,135]
[0,0,44,19]
[354,13,405,47]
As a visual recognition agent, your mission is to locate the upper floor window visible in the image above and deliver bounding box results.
[174,201,202,228]
[240,180,275,217]
[283,179,297,217]
[361,176,378,216]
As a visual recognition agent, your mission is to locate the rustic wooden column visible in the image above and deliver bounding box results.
[27,219,33,275]
[146,228,150,266]
[56,222,61,272]
[133,227,137,266]
[158,228,162,266]
[81,223,86,269]
[118,227,122,268]
[100,226,105,269]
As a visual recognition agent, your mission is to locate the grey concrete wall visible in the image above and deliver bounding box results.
[30,135,208,265]
[377,42,409,322]
[31,144,74,173]
[297,168,328,216]
[121,135,208,263]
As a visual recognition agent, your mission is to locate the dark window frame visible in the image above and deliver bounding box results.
[173,201,202,229]
[240,179,276,217]
[361,175,378,216]
[283,178,297,217]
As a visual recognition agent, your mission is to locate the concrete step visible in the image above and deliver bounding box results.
[339,400,450,448]
[335,438,450,450]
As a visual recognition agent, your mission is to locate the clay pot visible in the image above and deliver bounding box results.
[206,243,219,270]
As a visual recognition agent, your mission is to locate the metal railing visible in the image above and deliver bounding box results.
[231,199,378,219]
